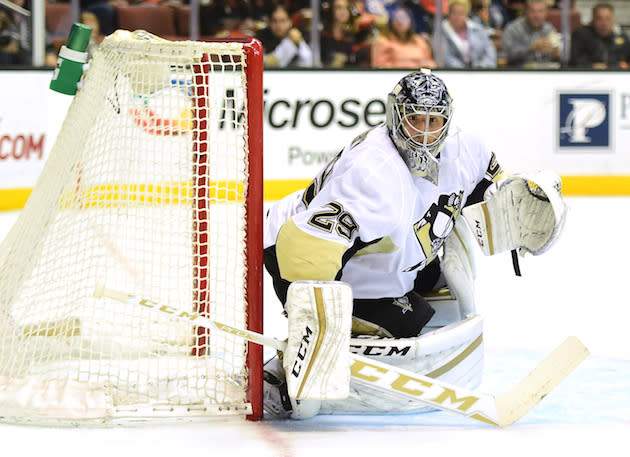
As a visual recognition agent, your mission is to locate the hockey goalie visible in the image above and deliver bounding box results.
[262,69,567,418]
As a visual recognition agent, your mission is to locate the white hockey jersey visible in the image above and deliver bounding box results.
[264,124,501,300]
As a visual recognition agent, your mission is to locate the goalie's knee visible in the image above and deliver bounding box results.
[351,291,435,338]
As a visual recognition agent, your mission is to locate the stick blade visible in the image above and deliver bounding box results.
[495,336,589,426]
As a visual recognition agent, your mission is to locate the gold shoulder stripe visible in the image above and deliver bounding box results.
[276,218,347,282]
[354,236,399,256]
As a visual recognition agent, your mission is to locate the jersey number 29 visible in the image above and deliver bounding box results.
[308,201,359,242]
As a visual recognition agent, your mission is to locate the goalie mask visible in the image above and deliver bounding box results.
[386,70,453,183]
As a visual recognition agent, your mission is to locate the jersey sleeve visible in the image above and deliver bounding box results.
[460,132,506,207]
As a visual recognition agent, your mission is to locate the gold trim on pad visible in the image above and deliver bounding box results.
[425,334,483,379]
[295,286,328,399]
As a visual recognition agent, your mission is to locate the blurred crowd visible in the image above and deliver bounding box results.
[1,0,629,69]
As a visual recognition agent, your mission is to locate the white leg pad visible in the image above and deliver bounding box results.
[284,280,353,402]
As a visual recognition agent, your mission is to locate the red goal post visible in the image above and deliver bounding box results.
[0,31,264,424]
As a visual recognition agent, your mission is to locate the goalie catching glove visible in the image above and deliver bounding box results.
[462,170,567,257]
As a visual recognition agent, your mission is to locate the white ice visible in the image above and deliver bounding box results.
[0,197,627,457]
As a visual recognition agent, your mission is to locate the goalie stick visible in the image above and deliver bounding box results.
[94,283,589,426]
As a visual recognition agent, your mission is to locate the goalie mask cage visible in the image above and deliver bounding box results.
[0,31,263,424]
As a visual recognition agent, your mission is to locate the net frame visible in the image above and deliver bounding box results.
[0,31,264,424]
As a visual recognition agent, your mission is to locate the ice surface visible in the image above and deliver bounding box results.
[0,197,627,456]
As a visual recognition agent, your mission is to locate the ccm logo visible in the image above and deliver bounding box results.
[350,345,411,356]
[291,326,313,378]
[351,359,481,413]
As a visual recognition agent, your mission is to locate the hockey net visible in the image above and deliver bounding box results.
[0,31,263,424]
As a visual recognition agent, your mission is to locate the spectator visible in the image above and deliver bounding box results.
[404,0,448,35]
[470,0,505,56]
[363,0,394,29]
[320,0,370,67]
[441,0,496,68]
[80,0,121,36]
[570,3,630,70]
[250,0,275,30]
[234,17,258,38]
[504,0,525,22]
[79,11,104,60]
[200,0,252,37]
[420,0,448,17]
[349,0,387,34]
[501,0,561,68]
[255,4,312,67]
[548,0,575,8]
[471,0,508,31]
[0,5,28,64]
[214,16,258,39]
[487,0,510,30]
[371,6,435,68]
[470,0,490,28]
[1,0,56,65]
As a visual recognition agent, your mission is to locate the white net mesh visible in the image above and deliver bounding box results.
[0,31,260,424]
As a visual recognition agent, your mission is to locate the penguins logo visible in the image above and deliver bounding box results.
[404,191,463,272]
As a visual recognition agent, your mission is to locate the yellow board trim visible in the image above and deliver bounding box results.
[264,179,311,201]
[0,188,32,210]
[59,182,193,209]
[2,175,630,210]
[560,175,630,196]
[265,176,630,200]
[0,182,244,211]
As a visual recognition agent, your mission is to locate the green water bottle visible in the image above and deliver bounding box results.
[50,23,93,95]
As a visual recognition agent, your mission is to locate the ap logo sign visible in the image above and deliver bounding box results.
[558,93,611,149]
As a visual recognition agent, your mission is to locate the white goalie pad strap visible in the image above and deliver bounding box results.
[441,217,477,318]
[462,170,567,256]
[284,280,353,401]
